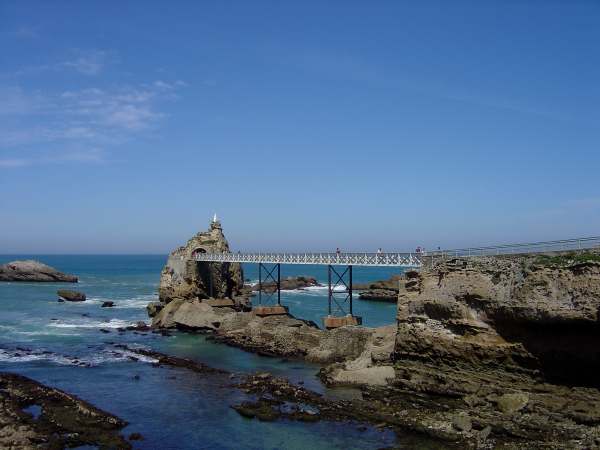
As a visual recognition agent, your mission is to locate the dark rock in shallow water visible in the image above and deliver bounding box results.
[57,289,86,302]
[252,276,319,293]
[126,321,151,332]
[355,274,407,303]
[0,372,131,449]
[101,301,115,307]
[0,260,78,282]
[358,289,397,302]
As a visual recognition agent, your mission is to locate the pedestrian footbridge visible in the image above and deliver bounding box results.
[193,236,599,328]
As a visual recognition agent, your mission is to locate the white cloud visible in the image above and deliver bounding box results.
[12,50,112,77]
[0,158,30,168]
[62,50,108,75]
[59,85,169,131]
[0,148,106,169]
[0,79,185,167]
[0,86,44,115]
[9,26,38,39]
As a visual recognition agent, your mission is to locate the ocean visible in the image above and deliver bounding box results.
[0,255,417,449]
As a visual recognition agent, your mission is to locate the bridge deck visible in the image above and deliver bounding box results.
[194,252,422,267]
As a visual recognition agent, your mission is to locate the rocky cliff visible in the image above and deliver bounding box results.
[148,219,245,323]
[388,250,600,447]
[394,251,600,387]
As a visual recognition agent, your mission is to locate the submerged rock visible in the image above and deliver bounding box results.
[0,260,78,282]
[57,289,86,302]
[101,301,115,307]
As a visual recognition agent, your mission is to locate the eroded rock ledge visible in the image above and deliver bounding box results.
[0,372,131,449]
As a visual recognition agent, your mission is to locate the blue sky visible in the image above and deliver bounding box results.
[1,1,599,253]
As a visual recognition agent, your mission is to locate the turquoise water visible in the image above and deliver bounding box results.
[0,255,411,449]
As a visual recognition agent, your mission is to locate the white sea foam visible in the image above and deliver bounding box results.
[0,349,76,365]
[0,347,158,366]
[245,280,330,297]
[16,330,77,337]
[85,294,157,309]
[47,318,132,329]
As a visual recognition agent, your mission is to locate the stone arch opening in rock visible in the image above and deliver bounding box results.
[192,247,208,257]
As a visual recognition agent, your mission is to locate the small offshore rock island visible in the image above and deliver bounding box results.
[146,218,600,448]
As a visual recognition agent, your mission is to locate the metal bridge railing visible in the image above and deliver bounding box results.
[426,236,600,259]
[194,252,422,267]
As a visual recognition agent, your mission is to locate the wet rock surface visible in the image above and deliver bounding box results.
[0,372,131,449]
[0,260,78,283]
[57,289,86,302]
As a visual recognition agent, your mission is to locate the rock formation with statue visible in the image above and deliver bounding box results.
[147,217,246,328]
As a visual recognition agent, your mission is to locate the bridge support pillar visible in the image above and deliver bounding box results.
[254,263,288,316]
[258,263,281,306]
[323,265,362,329]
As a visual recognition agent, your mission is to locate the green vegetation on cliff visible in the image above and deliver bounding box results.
[534,251,600,267]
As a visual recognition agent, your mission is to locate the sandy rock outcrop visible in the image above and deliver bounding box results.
[0,260,78,282]
[316,325,396,386]
[153,298,238,331]
[394,251,600,387]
